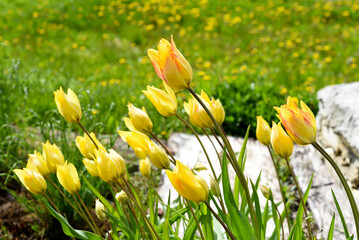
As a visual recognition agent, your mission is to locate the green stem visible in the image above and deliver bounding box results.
[78,122,98,150]
[312,141,359,239]
[185,200,205,240]
[272,193,285,240]
[150,131,176,165]
[266,146,291,230]
[175,113,218,180]
[126,201,149,240]
[72,194,97,233]
[44,193,61,213]
[187,87,260,239]
[284,158,313,240]
[202,128,222,166]
[204,202,236,240]
[210,127,231,161]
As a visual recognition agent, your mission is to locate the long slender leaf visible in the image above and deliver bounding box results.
[200,203,215,240]
[250,180,262,239]
[331,189,350,238]
[327,213,335,240]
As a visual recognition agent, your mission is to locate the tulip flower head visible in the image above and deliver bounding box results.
[209,175,221,198]
[124,103,153,134]
[256,116,271,146]
[148,141,170,169]
[271,122,293,159]
[54,87,82,123]
[139,158,151,177]
[83,158,99,177]
[142,83,177,117]
[148,36,193,91]
[95,199,107,221]
[115,190,128,203]
[14,168,47,194]
[76,132,106,160]
[166,161,209,202]
[259,184,270,199]
[26,151,50,177]
[118,130,150,159]
[56,161,81,194]
[274,96,316,145]
[94,149,126,182]
[42,140,65,173]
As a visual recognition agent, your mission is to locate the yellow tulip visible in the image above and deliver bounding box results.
[56,161,81,194]
[148,141,170,169]
[26,151,50,177]
[115,191,128,203]
[42,140,65,173]
[274,96,316,145]
[94,149,126,182]
[54,87,82,123]
[142,83,177,117]
[166,161,209,202]
[184,98,213,128]
[118,130,150,159]
[209,175,221,198]
[13,168,47,194]
[83,158,99,177]
[256,116,271,146]
[271,122,293,159]
[148,36,193,91]
[139,158,151,177]
[211,98,225,125]
[124,103,153,134]
[76,132,106,160]
[95,199,107,221]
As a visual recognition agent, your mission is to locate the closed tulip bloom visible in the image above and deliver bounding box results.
[271,122,293,159]
[42,140,65,173]
[184,98,213,128]
[211,98,225,125]
[209,175,221,198]
[14,168,47,194]
[139,158,151,177]
[259,184,270,199]
[94,149,124,182]
[56,161,81,194]
[83,158,99,177]
[142,83,177,117]
[166,161,209,202]
[274,96,317,145]
[124,103,153,134]
[118,130,150,159]
[115,191,128,203]
[256,116,271,146]
[54,87,82,123]
[148,141,170,169]
[95,199,107,221]
[148,36,193,91]
[26,151,50,177]
[108,149,127,178]
[76,132,106,160]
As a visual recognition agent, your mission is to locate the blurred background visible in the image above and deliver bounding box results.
[1,0,359,238]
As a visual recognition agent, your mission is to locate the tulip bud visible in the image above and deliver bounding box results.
[274,96,316,145]
[54,87,82,123]
[115,191,128,203]
[209,175,221,198]
[26,151,50,177]
[148,141,170,169]
[166,160,209,202]
[193,163,207,172]
[139,158,151,177]
[42,140,65,173]
[95,199,107,221]
[94,149,125,182]
[83,158,99,177]
[256,116,271,146]
[142,83,177,117]
[124,103,153,134]
[76,132,106,160]
[118,130,150,159]
[271,122,293,159]
[211,98,225,125]
[56,161,81,194]
[184,98,213,128]
[259,184,270,199]
[13,168,47,194]
[148,36,193,91]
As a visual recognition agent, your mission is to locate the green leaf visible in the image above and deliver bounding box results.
[250,180,262,239]
[183,204,200,240]
[327,213,335,240]
[331,189,350,238]
[42,199,101,240]
[200,203,215,240]
[157,205,189,233]
[261,197,270,240]
[268,193,281,240]
[104,210,136,239]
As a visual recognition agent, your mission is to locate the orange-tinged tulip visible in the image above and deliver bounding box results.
[26,151,50,177]
[54,87,82,123]
[166,161,209,202]
[271,122,293,159]
[124,103,153,134]
[142,83,177,117]
[148,36,193,91]
[274,96,316,145]
[76,132,106,160]
[42,140,65,173]
[14,168,47,194]
[256,116,271,146]
[118,130,150,159]
[139,158,151,177]
[56,161,81,194]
